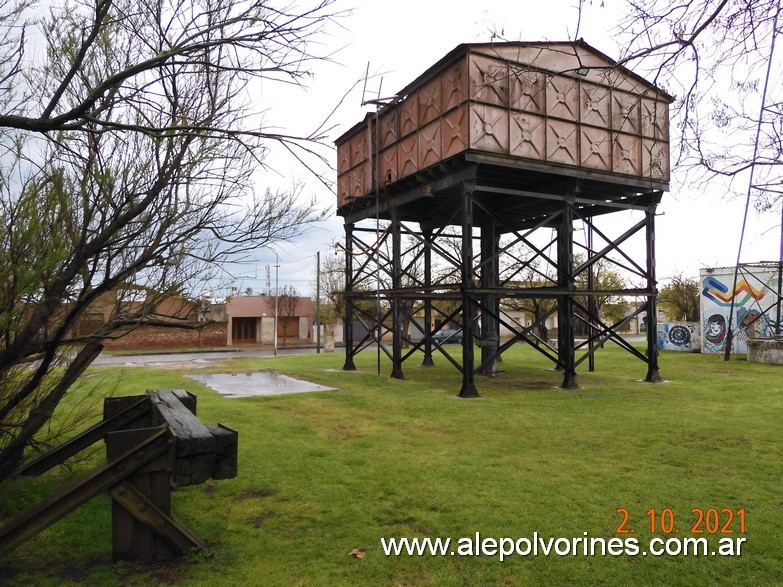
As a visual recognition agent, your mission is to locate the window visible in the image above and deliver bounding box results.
[232,317,257,343]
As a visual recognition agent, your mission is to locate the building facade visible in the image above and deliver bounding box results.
[226,295,315,345]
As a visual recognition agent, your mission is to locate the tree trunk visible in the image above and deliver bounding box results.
[0,341,103,480]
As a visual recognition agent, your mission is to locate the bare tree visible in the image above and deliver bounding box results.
[612,1,782,209]
[499,242,630,340]
[0,0,341,480]
[573,254,628,326]
[276,284,300,347]
[314,241,383,334]
[491,2,781,210]
[609,2,782,355]
[658,273,701,322]
[315,243,347,326]
[497,238,558,342]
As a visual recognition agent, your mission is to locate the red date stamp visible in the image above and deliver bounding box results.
[616,507,746,535]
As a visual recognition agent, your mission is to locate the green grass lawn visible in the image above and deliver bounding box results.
[1,345,781,586]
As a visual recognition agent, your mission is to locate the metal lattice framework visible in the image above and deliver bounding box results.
[340,158,663,396]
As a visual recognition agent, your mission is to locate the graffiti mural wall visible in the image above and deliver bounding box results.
[699,265,781,354]
[657,323,700,352]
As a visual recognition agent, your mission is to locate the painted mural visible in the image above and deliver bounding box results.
[657,323,700,352]
[699,266,780,354]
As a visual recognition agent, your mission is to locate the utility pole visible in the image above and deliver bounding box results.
[316,251,321,353]
[274,251,279,357]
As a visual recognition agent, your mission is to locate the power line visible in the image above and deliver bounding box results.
[724,5,781,360]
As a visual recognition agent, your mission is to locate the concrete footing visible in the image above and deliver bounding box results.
[747,337,783,366]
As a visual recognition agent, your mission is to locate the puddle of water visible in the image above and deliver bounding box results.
[187,371,336,397]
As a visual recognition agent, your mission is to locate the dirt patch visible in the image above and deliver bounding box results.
[327,423,360,441]
[238,487,278,500]
[252,512,276,528]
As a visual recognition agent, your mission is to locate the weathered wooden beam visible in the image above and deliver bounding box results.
[2,390,238,562]
[0,427,170,557]
[147,390,236,487]
[19,397,151,478]
[106,426,176,561]
[110,481,207,555]
[207,424,238,480]
[154,389,197,415]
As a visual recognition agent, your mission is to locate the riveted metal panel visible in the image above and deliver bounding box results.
[510,69,544,113]
[612,90,641,134]
[419,119,441,168]
[547,119,579,166]
[581,82,611,128]
[349,164,368,199]
[612,133,641,176]
[379,145,398,186]
[337,142,351,174]
[470,104,509,154]
[398,133,418,177]
[335,41,672,208]
[510,112,546,160]
[600,67,646,96]
[485,44,610,82]
[546,75,579,121]
[337,173,350,207]
[470,54,509,107]
[642,139,669,180]
[399,93,418,137]
[418,77,442,126]
[580,126,612,171]
[442,105,469,159]
[349,131,368,169]
[641,98,668,140]
[379,108,398,150]
[442,59,469,112]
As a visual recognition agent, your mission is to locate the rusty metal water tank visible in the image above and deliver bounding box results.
[336,40,672,209]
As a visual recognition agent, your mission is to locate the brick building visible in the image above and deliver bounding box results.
[73,290,226,350]
[226,294,315,346]
[67,290,315,350]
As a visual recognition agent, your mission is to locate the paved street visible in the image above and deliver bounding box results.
[92,346,320,368]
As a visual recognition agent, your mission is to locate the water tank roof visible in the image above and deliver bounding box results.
[337,39,673,143]
[393,40,674,103]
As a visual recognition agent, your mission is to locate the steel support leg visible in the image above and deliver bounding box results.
[343,223,356,371]
[644,206,662,382]
[479,222,499,376]
[558,202,578,389]
[422,227,435,367]
[459,183,479,397]
[390,209,404,379]
[587,221,597,372]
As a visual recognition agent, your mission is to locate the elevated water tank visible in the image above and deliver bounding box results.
[336,40,672,209]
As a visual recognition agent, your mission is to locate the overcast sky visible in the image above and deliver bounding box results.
[224,0,781,298]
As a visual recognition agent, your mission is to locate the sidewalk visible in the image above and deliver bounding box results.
[93,342,332,367]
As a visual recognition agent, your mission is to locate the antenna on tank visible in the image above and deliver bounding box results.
[360,62,398,106]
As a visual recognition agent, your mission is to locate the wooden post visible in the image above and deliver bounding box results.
[107,427,176,561]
